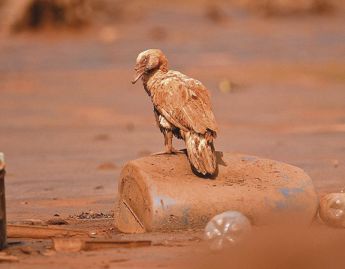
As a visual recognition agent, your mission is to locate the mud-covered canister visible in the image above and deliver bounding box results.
[0,153,6,249]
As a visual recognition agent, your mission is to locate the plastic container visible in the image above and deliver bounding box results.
[204,211,251,250]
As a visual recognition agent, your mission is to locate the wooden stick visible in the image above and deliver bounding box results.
[0,253,18,262]
[53,238,151,252]
[0,152,6,250]
[7,224,90,239]
[84,239,151,250]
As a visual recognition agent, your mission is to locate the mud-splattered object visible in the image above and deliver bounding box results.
[204,211,252,250]
[319,193,345,228]
[0,153,6,250]
[114,152,318,233]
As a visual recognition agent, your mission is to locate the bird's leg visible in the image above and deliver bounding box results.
[164,130,178,154]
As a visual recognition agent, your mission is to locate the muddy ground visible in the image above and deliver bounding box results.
[0,1,345,268]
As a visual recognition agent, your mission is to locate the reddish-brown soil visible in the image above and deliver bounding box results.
[0,1,344,268]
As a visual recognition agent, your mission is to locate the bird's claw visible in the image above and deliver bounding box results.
[165,147,179,154]
[151,148,180,156]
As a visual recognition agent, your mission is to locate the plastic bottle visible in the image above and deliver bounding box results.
[204,211,251,250]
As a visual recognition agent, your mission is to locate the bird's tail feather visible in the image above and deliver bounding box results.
[184,131,217,176]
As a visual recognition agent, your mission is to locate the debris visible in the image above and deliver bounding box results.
[53,238,151,252]
[72,211,114,220]
[40,249,56,257]
[0,253,19,263]
[84,239,151,251]
[11,0,92,32]
[8,0,140,33]
[7,224,90,239]
[319,193,345,228]
[18,246,37,255]
[115,152,317,233]
[241,0,334,17]
[19,219,46,226]
[0,152,6,250]
[53,238,85,252]
[46,218,69,225]
[204,211,252,250]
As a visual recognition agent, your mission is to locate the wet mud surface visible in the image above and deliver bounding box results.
[0,1,345,268]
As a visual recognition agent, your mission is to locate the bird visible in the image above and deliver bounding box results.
[132,49,218,177]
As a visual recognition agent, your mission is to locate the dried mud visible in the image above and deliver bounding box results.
[0,1,345,268]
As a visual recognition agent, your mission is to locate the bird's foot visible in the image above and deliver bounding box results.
[151,148,180,156]
[165,147,179,154]
[165,148,180,154]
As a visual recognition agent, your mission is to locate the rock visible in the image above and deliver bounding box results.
[319,193,345,228]
[46,218,69,225]
[114,152,318,233]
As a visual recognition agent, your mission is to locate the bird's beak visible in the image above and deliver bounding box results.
[132,64,145,84]
[131,71,144,84]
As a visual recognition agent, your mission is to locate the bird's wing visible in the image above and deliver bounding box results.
[151,72,218,135]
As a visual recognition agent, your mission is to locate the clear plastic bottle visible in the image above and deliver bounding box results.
[204,211,251,250]
[319,193,345,228]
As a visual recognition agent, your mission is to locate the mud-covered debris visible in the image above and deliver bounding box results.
[53,237,151,252]
[72,211,114,220]
[40,249,56,257]
[241,0,335,17]
[18,219,45,226]
[7,224,89,239]
[319,193,345,228]
[46,218,69,225]
[205,211,252,250]
[9,0,137,32]
[0,252,19,262]
[18,246,37,255]
[12,0,92,32]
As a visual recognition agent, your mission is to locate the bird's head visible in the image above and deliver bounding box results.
[132,49,168,84]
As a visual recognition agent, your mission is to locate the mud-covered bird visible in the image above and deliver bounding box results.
[132,49,218,176]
